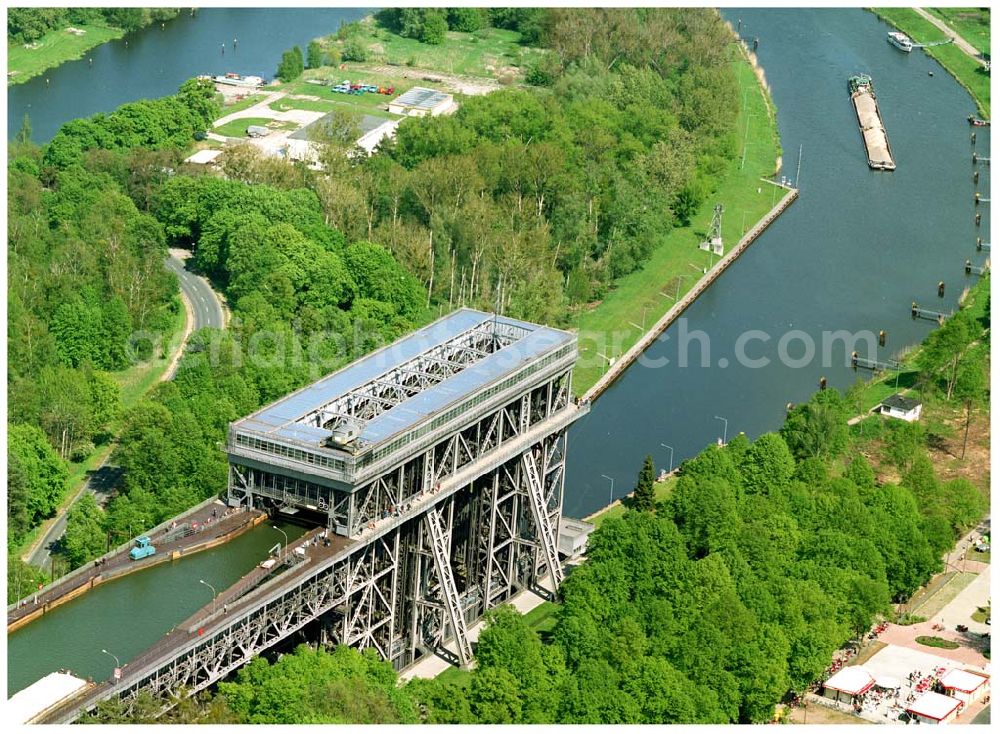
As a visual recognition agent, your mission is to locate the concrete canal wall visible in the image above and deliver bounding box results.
[8,501,267,633]
[581,185,799,404]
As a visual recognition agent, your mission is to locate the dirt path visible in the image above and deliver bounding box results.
[913,8,987,63]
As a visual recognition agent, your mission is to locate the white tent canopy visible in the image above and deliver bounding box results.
[906,691,962,722]
[940,668,989,694]
[875,675,901,689]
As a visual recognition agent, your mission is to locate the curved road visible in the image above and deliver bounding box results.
[24,253,226,569]
[165,250,227,334]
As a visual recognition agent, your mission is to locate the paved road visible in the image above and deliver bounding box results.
[913,8,987,62]
[166,250,226,332]
[23,254,226,570]
[25,466,123,569]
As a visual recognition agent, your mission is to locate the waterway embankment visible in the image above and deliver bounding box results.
[581,185,799,403]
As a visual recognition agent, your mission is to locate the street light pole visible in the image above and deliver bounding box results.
[714,415,729,445]
[272,525,288,560]
[199,578,217,614]
[660,443,674,473]
[101,648,121,680]
[601,474,615,506]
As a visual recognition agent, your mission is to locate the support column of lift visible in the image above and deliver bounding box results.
[424,505,474,666]
[521,450,564,591]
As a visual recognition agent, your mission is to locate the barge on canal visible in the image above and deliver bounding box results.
[849,74,896,171]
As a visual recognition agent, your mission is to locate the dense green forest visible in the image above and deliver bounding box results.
[5,82,222,555]
[253,7,742,324]
[90,276,989,723]
[7,77,427,586]
[8,7,747,584]
[6,7,179,43]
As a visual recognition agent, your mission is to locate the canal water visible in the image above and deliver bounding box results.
[563,7,990,517]
[7,6,369,143]
[5,7,990,696]
[6,521,305,696]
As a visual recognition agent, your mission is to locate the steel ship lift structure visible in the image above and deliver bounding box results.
[44,309,587,721]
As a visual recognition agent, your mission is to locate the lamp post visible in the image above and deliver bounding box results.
[601,474,615,506]
[199,579,217,614]
[272,525,288,559]
[714,415,729,445]
[660,443,674,473]
[101,648,121,680]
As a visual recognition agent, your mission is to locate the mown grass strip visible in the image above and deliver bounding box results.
[7,24,123,85]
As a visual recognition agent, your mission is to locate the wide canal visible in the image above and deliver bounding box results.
[7,6,368,142]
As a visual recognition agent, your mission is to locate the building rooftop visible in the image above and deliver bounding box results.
[233,309,574,451]
[881,393,922,411]
[824,666,875,695]
[9,672,90,724]
[184,148,223,165]
[391,86,451,111]
[906,691,962,721]
[939,668,988,693]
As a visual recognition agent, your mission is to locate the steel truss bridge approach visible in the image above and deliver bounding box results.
[42,310,587,722]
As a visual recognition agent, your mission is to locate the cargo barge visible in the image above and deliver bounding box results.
[849,74,896,171]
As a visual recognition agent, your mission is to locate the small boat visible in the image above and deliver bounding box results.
[968,115,991,127]
[887,31,914,52]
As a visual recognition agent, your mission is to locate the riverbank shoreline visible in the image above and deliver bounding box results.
[7,24,125,87]
[871,7,990,118]
[571,30,784,396]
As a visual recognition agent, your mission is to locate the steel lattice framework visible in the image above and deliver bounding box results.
[300,319,531,429]
[43,314,586,724]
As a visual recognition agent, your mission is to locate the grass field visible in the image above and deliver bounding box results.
[7,23,123,85]
[912,571,978,618]
[213,116,296,138]
[928,7,991,54]
[221,93,266,116]
[571,45,782,395]
[873,8,990,117]
[281,70,423,112]
[325,19,544,78]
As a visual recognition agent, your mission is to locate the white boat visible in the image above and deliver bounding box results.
[211,72,265,88]
[887,31,914,52]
